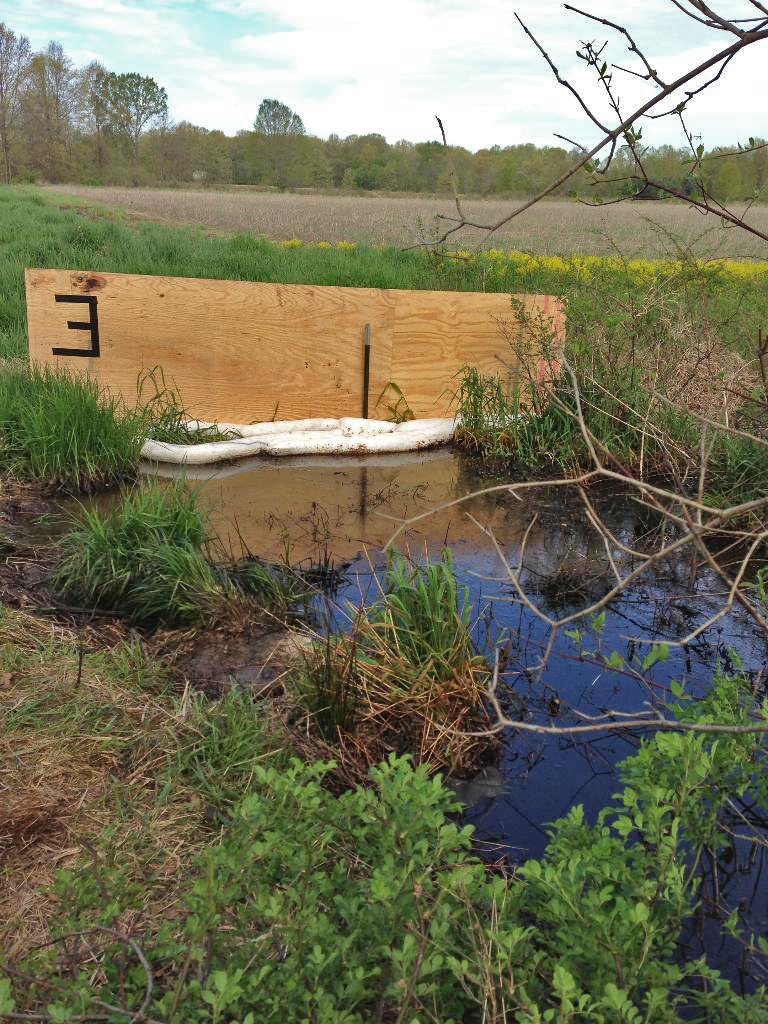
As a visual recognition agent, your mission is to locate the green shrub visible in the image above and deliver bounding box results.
[10,690,768,1022]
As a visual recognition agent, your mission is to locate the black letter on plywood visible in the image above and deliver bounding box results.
[52,295,100,358]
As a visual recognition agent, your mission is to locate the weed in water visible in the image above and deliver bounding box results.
[295,632,358,741]
[367,547,475,680]
[51,481,220,625]
[228,555,306,618]
[318,548,495,773]
[52,482,305,626]
[454,364,578,469]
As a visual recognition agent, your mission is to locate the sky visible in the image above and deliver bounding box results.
[4,0,767,151]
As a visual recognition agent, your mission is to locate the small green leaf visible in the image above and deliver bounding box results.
[0,980,16,1015]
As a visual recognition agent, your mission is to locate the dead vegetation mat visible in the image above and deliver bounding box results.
[0,608,212,958]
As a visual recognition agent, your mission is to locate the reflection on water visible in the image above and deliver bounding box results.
[145,448,520,565]
[143,449,768,989]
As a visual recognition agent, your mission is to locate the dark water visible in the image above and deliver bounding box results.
[144,449,768,990]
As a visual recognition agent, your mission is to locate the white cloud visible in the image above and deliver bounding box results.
[7,0,768,148]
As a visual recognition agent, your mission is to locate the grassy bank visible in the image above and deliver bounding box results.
[3,185,768,362]
[2,186,768,1020]
[0,359,236,493]
[52,481,304,625]
[1,602,766,1021]
[3,185,768,504]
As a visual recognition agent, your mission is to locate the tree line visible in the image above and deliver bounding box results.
[1,20,766,202]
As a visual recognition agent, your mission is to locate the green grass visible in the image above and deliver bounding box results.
[0,359,238,492]
[0,361,147,491]
[2,185,767,363]
[51,481,303,626]
[175,688,287,814]
[368,548,475,680]
[52,481,219,625]
[295,633,359,741]
[0,603,289,962]
[3,185,768,505]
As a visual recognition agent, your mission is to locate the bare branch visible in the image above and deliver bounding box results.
[415,5,768,251]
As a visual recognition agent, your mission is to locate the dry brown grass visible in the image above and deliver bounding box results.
[43,184,768,258]
[290,626,496,790]
[0,608,206,958]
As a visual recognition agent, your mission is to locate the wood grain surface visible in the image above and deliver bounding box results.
[25,269,564,422]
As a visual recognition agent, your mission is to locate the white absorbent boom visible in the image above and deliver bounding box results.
[141,417,457,465]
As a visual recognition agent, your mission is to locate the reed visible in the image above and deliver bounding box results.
[293,550,493,775]
[295,633,359,742]
[367,548,475,679]
[454,365,579,469]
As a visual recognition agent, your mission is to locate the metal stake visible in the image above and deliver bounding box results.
[362,323,371,418]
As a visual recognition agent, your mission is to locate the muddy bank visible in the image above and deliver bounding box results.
[159,618,314,697]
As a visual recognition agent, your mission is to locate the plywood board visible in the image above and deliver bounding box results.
[25,269,564,423]
[388,290,563,418]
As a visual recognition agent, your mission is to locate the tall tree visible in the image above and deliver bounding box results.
[253,98,304,137]
[78,61,112,170]
[0,22,30,183]
[107,72,167,158]
[252,99,306,187]
[23,42,79,179]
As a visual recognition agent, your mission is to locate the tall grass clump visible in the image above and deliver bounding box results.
[367,548,475,678]
[300,549,494,773]
[0,362,146,492]
[0,361,237,492]
[52,482,221,625]
[52,482,304,626]
[454,365,579,469]
[295,633,359,742]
